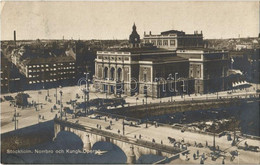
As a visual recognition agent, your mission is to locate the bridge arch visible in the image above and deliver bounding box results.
[55,131,84,150]
[54,122,91,151]
[91,141,127,163]
[54,120,184,164]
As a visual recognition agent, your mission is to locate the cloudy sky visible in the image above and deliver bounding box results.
[1,1,259,40]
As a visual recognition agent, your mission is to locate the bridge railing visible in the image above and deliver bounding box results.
[135,139,183,154]
[54,118,184,154]
[87,126,183,154]
[101,94,259,112]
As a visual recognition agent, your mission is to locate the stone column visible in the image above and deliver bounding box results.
[127,145,136,164]
[83,134,91,151]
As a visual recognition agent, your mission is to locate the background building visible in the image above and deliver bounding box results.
[143,30,203,50]
[1,54,10,93]
[21,56,76,89]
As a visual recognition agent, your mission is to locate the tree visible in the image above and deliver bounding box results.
[15,93,29,106]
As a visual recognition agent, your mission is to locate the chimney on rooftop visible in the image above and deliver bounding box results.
[14,30,16,48]
[149,31,152,35]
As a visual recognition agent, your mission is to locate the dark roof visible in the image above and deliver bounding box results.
[140,55,187,63]
[161,30,185,35]
[118,47,175,54]
[23,56,75,65]
[177,47,225,52]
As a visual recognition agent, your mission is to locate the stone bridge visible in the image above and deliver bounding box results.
[53,118,186,164]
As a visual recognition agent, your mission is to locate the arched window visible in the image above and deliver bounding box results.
[104,67,108,79]
[117,68,122,81]
[110,67,115,80]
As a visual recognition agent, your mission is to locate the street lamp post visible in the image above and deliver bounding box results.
[155,77,161,101]
[182,80,186,101]
[212,121,216,152]
[55,87,57,104]
[187,80,189,96]
[167,74,174,102]
[175,73,178,95]
[144,85,148,128]
[122,119,125,135]
[14,108,17,130]
[104,78,108,99]
[83,72,90,116]
[38,91,40,111]
[59,87,63,119]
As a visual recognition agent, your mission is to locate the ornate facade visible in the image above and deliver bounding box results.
[94,49,190,97]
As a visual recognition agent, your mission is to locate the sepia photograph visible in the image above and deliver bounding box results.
[0,1,259,164]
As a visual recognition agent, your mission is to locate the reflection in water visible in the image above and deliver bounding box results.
[137,154,165,164]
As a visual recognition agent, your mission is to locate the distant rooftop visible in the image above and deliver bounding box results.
[119,47,175,54]
[140,55,187,63]
[177,47,227,53]
[160,30,185,35]
[23,56,75,65]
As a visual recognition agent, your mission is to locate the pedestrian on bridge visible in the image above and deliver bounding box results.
[110,120,112,126]
[139,134,142,139]
[118,129,120,134]
[202,153,205,159]
[193,153,196,160]
[200,158,204,164]
[97,124,99,128]
[197,150,199,157]
[161,140,163,144]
